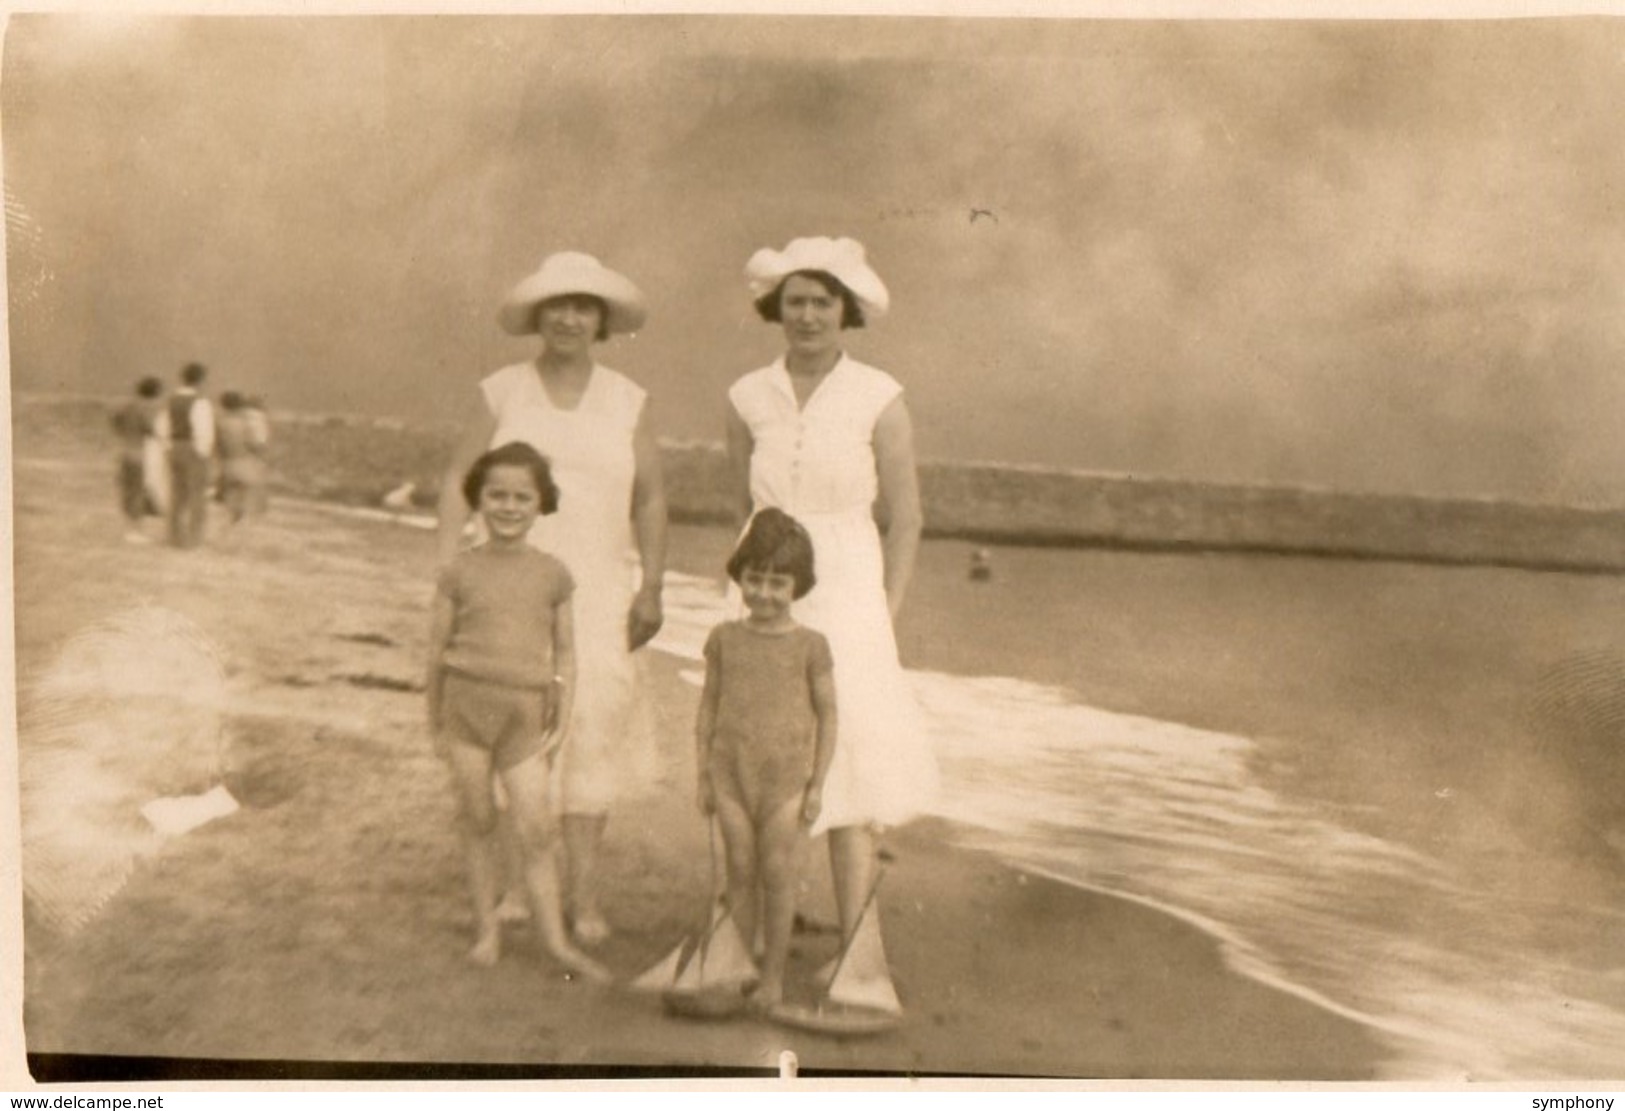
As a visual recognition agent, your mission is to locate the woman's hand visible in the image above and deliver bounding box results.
[801,783,823,826]
[626,586,664,651]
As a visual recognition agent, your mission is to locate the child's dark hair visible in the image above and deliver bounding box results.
[753,270,866,329]
[136,377,162,399]
[461,441,561,514]
[726,508,817,599]
[180,362,207,387]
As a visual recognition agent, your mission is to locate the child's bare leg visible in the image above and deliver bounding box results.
[501,756,612,984]
[444,740,502,966]
[711,785,760,959]
[492,797,530,923]
[562,812,610,944]
[754,795,807,1008]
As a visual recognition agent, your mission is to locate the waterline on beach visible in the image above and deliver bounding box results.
[654,570,1625,1081]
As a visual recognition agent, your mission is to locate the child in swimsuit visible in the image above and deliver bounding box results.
[696,508,837,1008]
[426,440,609,982]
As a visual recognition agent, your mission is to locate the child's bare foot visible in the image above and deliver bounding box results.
[750,981,784,1014]
[468,928,502,967]
[494,892,531,924]
[793,912,839,935]
[571,909,611,947]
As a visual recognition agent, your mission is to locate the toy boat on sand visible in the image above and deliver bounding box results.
[768,849,902,1037]
[634,898,759,1020]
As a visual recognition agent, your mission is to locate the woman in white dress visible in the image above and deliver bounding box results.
[726,237,940,1001]
[438,252,668,947]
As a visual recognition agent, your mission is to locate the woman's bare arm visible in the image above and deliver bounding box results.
[873,395,924,621]
[627,403,669,651]
[724,405,755,527]
[437,392,498,567]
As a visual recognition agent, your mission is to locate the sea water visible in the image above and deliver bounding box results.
[651,558,1625,1081]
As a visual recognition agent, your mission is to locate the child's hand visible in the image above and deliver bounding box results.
[540,722,568,761]
[697,771,716,816]
[801,783,823,826]
[540,681,562,735]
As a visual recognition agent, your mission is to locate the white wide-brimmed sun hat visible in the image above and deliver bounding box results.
[498,251,648,337]
[745,236,890,321]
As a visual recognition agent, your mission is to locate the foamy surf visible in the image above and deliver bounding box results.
[653,569,1625,1080]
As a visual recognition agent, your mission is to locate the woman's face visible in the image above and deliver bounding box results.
[778,274,845,361]
[536,294,604,353]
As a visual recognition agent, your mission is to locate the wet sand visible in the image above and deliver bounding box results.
[7,439,1386,1082]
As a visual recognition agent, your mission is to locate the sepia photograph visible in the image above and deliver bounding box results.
[5,4,1625,1087]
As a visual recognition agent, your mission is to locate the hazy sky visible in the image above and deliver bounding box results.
[6,15,1624,504]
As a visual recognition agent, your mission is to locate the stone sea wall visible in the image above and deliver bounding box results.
[20,395,1625,573]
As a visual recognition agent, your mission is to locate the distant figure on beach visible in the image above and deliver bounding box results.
[727,236,940,1010]
[438,251,668,947]
[110,376,166,543]
[243,394,273,499]
[216,391,270,525]
[425,441,610,982]
[696,508,837,1009]
[243,394,271,450]
[155,362,215,549]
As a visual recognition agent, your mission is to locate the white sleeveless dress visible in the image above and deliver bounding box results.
[480,361,655,814]
[728,355,940,833]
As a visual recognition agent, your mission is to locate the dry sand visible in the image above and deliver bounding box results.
[7,440,1386,1082]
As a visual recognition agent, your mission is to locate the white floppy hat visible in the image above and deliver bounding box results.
[745,237,889,321]
[498,252,648,336]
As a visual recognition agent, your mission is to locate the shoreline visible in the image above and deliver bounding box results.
[1008,860,1418,1059]
[8,449,1391,1082]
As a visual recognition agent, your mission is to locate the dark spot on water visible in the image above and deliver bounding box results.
[340,673,421,693]
[277,674,319,688]
[334,632,398,648]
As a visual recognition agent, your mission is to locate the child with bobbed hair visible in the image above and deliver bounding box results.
[696,508,836,1008]
[461,440,561,516]
[427,440,606,981]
